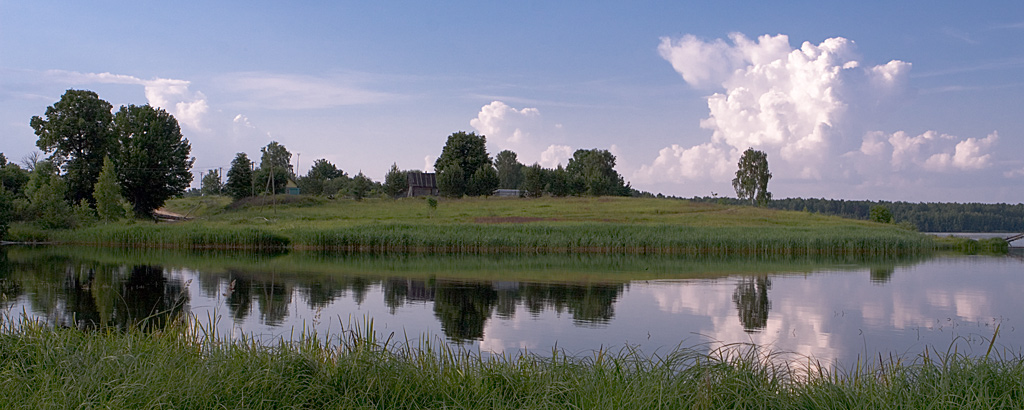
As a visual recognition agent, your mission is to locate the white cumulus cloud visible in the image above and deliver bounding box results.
[638,33,1001,198]
[539,145,573,168]
[470,100,571,166]
[46,70,209,130]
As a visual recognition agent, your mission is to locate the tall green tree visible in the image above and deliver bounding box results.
[383,163,408,198]
[0,185,13,240]
[521,163,545,198]
[565,149,625,196]
[112,104,194,217]
[201,169,223,196]
[260,141,293,176]
[349,172,372,201]
[30,89,116,205]
[870,205,893,224]
[93,156,126,222]
[306,159,341,181]
[467,164,499,196]
[494,150,523,189]
[27,161,75,229]
[225,153,254,200]
[0,154,30,196]
[257,142,291,194]
[732,148,772,206]
[434,131,494,197]
[436,163,466,198]
[298,159,344,196]
[546,165,571,197]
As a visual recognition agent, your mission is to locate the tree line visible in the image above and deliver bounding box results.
[689,196,1024,233]
[212,130,639,202]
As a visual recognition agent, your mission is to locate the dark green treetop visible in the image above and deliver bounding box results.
[494,150,523,189]
[112,104,194,217]
[434,131,495,197]
[30,89,116,204]
[225,153,254,200]
[565,148,626,196]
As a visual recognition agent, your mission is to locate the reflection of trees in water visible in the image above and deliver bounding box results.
[433,282,498,342]
[2,255,188,331]
[225,273,293,326]
[870,267,895,284]
[302,276,372,310]
[732,276,771,333]
[0,250,19,308]
[255,279,291,326]
[224,272,377,324]
[115,266,187,330]
[382,278,625,341]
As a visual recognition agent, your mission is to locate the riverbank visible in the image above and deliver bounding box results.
[1,316,1021,409]
[6,196,934,255]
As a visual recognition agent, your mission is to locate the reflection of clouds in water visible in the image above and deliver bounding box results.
[641,278,841,363]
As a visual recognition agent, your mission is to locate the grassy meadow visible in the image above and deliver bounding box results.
[7,195,935,255]
[2,314,1022,409]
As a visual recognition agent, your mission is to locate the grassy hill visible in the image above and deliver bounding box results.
[13,195,933,254]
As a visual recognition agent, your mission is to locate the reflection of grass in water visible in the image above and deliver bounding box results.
[5,245,928,283]
[2,313,1022,409]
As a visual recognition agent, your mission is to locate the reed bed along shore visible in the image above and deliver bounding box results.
[7,196,936,255]
[2,314,1022,409]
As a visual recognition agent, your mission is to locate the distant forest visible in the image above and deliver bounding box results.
[688,197,1024,233]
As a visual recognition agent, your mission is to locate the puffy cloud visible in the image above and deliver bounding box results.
[470,101,540,146]
[470,100,569,166]
[639,33,1000,197]
[883,130,998,172]
[45,70,209,130]
[539,145,573,168]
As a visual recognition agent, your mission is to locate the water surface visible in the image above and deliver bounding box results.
[2,246,1021,366]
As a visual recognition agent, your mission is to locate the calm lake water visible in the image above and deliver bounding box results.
[2,246,1022,366]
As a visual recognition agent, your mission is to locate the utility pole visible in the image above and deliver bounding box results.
[200,170,204,196]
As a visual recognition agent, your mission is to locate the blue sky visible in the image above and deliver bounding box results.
[2,1,1023,202]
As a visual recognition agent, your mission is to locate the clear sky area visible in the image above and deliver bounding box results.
[2,1,1022,203]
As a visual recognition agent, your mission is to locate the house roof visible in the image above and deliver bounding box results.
[407,172,437,188]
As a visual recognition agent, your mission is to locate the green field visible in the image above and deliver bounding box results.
[9,196,934,255]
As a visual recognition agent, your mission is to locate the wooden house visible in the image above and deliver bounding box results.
[405,172,438,197]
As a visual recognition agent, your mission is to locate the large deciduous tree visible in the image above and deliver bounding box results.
[732,148,772,206]
[434,131,496,197]
[565,148,626,196]
[30,89,116,205]
[225,153,254,200]
[113,104,194,217]
[494,150,523,189]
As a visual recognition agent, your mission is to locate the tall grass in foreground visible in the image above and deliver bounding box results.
[2,313,1022,409]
